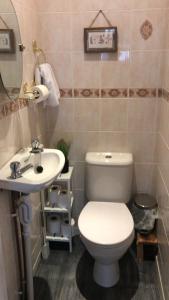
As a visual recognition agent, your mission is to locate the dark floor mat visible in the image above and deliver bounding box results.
[76,250,139,300]
[34,276,52,300]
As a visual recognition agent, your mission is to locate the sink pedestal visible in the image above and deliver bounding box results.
[0,147,65,300]
[18,194,34,300]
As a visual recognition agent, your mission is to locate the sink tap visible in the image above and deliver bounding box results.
[10,161,21,179]
[30,138,44,153]
[10,162,33,179]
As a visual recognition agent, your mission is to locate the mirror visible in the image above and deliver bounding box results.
[0,0,23,102]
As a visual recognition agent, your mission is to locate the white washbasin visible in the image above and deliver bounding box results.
[0,148,65,193]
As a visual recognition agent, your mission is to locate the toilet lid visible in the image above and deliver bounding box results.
[78,202,134,246]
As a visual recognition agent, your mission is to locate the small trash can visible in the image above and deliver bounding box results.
[131,193,158,235]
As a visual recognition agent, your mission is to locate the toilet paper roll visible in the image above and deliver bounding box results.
[61,218,75,238]
[48,185,60,207]
[32,85,49,103]
[58,190,69,209]
[47,215,61,236]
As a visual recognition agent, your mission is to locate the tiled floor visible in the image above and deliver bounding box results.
[35,237,161,300]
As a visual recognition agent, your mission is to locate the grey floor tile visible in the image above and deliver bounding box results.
[35,237,160,300]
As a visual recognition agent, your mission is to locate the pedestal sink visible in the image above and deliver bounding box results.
[0,147,65,300]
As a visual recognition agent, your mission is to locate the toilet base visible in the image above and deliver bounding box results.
[93,260,120,288]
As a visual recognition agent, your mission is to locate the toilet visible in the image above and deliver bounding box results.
[78,152,134,288]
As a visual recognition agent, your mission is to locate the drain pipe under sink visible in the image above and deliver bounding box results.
[18,194,34,300]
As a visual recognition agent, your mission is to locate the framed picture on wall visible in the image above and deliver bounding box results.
[84,27,117,53]
[0,29,15,53]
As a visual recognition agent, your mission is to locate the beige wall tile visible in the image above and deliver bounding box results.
[36,0,71,12]
[72,162,85,189]
[164,12,169,49]
[100,0,133,10]
[72,189,86,221]
[131,10,167,50]
[157,134,169,189]
[98,132,128,152]
[0,113,22,168]
[47,99,75,132]
[133,163,156,195]
[100,99,127,131]
[132,0,169,9]
[158,98,169,147]
[73,131,100,161]
[162,51,169,89]
[127,98,158,132]
[101,56,130,88]
[39,13,72,51]
[156,169,169,238]
[127,132,156,163]
[71,0,102,12]
[46,52,72,88]
[129,51,163,88]
[71,0,133,11]
[74,99,100,131]
[156,169,169,210]
[72,52,101,88]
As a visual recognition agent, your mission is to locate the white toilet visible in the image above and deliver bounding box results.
[78,152,134,288]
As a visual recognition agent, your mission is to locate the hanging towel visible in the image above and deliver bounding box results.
[35,63,60,106]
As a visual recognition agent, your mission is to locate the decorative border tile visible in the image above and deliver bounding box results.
[0,86,163,120]
[74,89,100,98]
[18,98,29,109]
[129,88,157,98]
[158,88,163,98]
[101,88,128,98]
[5,101,20,117]
[140,20,153,40]
[60,89,73,98]
[162,89,169,102]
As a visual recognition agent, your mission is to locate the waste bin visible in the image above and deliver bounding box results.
[131,193,158,235]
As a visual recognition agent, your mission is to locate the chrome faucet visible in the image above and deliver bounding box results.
[30,138,44,153]
[10,162,33,179]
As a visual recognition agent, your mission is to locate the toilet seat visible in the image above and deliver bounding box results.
[78,202,134,247]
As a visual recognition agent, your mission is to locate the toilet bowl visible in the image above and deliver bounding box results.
[78,201,134,287]
[78,152,134,287]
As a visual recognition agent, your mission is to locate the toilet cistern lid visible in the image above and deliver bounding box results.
[78,202,134,246]
[85,152,133,166]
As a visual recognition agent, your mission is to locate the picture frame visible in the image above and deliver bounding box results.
[0,29,15,53]
[84,27,117,53]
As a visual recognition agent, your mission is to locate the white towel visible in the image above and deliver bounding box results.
[35,63,60,106]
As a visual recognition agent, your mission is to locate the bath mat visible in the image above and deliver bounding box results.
[33,276,52,300]
[76,250,139,300]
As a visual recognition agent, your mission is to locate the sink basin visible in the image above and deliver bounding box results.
[0,148,65,193]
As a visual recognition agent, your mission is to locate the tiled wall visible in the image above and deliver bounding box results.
[1,0,169,299]
[36,0,167,93]
[156,8,169,299]
[36,0,168,219]
[0,1,45,299]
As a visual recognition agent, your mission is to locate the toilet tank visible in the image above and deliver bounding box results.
[85,152,133,204]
